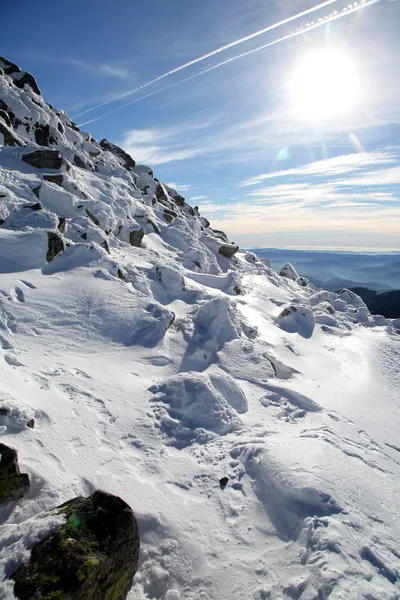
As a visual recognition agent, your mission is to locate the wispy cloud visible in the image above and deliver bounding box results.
[166,182,191,191]
[196,150,400,249]
[120,124,209,165]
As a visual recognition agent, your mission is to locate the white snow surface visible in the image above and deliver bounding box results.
[0,65,400,600]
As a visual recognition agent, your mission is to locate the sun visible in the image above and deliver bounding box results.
[290,48,360,121]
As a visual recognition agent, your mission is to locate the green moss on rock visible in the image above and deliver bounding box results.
[11,490,140,600]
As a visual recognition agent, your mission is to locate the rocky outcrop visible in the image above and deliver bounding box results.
[22,149,62,170]
[278,262,299,281]
[218,244,239,258]
[0,56,41,96]
[0,443,30,504]
[11,490,140,600]
[100,139,136,170]
[47,231,65,262]
[129,228,144,247]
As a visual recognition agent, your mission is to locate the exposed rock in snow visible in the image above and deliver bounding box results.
[0,443,30,504]
[278,261,299,281]
[11,490,140,600]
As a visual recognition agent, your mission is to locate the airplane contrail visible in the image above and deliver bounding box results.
[73,0,342,120]
[78,0,381,128]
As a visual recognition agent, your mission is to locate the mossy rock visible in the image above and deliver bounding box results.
[12,490,140,600]
[129,229,144,247]
[0,443,30,504]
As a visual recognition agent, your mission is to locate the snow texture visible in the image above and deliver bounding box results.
[0,60,399,600]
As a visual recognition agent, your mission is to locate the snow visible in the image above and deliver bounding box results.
[0,63,400,600]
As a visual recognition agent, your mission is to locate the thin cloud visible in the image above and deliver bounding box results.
[120,127,201,165]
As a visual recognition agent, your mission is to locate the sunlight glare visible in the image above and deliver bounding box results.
[290,48,360,120]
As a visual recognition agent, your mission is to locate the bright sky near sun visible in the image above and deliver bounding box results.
[2,0,400,250]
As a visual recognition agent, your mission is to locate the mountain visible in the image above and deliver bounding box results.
[1,57,400,600]
[349,287,400,319]
[252,247,400,292]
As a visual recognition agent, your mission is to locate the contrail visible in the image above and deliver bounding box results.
[78,0,381,128]
[73,0,341,120]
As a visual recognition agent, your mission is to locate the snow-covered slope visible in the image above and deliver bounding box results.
[0,58,400,600]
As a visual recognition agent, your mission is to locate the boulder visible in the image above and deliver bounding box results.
[43,173,64,186]
[278,262,299,281]
[22,149,62,170]
[0,120,23,146]
[47,231,65,262]
[129,228,144,247]
[11,490,140,600]
[100,139,136,170]
[10,71,41,96]
[0,443,30,504]
[218,244,239,258]
[34,123,50,146]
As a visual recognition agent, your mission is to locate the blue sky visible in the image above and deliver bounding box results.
[2,0,400,250]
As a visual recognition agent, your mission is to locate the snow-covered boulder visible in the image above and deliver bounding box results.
[277,305,315,338]
[278,262,299,281]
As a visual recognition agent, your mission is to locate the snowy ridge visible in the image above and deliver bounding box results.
[0,58,400,600]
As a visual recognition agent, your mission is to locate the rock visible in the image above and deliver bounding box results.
[0,121,23,146]
[219,477,229,489]
[173,194,185,206]
[278,262,299,281]
[147,219,160,234]
[32,186,41,198]
[163,208,177,224]
[26,418,35,429]
[0,443,30,504]
[58,217,67,233]
[23,202,42,211]
[73,154,87,169]
[34,123,50,146]
[133,164,153,177]
[11,490,140,600]
[11,71,41,96]
[22,149,62,169]
[0,108,11,126]
[296,276,309,287]
[0,56,20,75]
[218,244,239,258]
[129,228,144,247]
[85,209,101,228]
[100,139,136,170]
[44,173,64,186]
[47,231,65,262]
[212,229,229,243]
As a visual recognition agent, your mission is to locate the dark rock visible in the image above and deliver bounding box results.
[147,219,160,234]
[155,182,169,203]
[117,268,126,281]
[85,209,101,228]
[26,418,35,429]
[219,477,229,489]
[11,490,140,600]
[47,231,65,262]
[233,285,241,295]
[32,186,41,198]
[0,56,20,75]
[58,217,67,233]
[0,108,11,126]
[173,194,185,206]
[23,202,42,211]
[11,71,41,96]
[0,121,22,146]
[101,240,110,254]
[212,229,229,243]
[129,229,144,247]
[43,173,63,186]
[0,99,8,111]
[100,139,136,170]
[163,208,177,224]
[73,154,86,169]
[34,123,50,146]
[81,232,88,240]
[218,244,239,258]
[22,150,62,170]
[0,443,30,504]
[57,121,64,134]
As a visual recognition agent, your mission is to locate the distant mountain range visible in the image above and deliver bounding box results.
[347,288,400,319]
[251,247,400,293]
